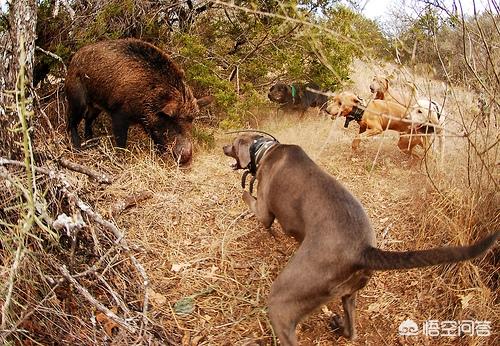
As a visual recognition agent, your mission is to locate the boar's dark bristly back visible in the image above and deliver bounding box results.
[119,40,186,93]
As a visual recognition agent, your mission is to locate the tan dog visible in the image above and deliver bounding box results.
[369,75,417,108]
[326,91,423,153]
[369,75,390,100]
[370,77,447,158]
[223,133,499,346]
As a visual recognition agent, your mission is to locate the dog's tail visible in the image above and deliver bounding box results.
[359,231,498,271]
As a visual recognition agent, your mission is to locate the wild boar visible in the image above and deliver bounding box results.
[65,38,213,164]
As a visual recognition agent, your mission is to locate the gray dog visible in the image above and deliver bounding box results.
[223,133,499,346]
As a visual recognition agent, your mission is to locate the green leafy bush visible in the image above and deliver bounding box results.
[34,1,390,128]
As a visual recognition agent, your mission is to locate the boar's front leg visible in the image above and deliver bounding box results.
[66,80,87,149]
[111,113,130,148]
[83,105,100,140]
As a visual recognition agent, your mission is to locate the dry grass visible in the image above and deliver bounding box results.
[2,58,498,345]
[88,101,497,345]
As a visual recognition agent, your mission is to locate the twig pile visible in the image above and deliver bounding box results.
[0,156,174,345]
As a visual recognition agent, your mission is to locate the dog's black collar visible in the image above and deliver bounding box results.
[248,137,279,174]
[241,137,279,194]
[344,106,365,128]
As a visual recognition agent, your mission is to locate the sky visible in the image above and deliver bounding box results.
[362,0,406,20]
[361,0,489,21]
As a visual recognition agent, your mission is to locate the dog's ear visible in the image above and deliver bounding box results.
[236,139,251,169]
[352,95,362,105]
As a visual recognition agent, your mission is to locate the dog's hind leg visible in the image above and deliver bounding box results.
[268,244,336,346]
[330,270,371,340]
[331,293,357,339]
[438,129,445,164]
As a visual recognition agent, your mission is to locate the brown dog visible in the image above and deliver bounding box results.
[327,91,423,153]
[223,133,499,346]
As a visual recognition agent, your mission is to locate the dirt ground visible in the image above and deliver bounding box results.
[72,108,497,346]
[39,57,497,345]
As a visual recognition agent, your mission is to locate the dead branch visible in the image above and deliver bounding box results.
[0,156,112,184]
[32,91,55,133]
[111,191,154,218]
[35,46,67,73]
[1,245,25,331]
[96,274,132,316]
[0,157,51,175]
[0,282,61,342]
[70,192,150,328]
[52,0,75,20]
[57,158,113,184]
[59,265,137,333]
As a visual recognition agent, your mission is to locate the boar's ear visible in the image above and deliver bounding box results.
[161,100,179,117]
[196,95,214,108]
[236,139,251,169]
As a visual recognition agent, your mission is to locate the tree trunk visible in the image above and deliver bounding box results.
[0,0,37,160]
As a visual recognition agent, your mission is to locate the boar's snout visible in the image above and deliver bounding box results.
[172,136,193,165]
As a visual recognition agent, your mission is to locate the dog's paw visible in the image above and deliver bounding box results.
[330,314,346,336]
[330,314,355,339]
[351,139,361,150]
[266,227,279,239]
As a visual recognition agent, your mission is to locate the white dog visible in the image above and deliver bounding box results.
[408,99,446,160]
